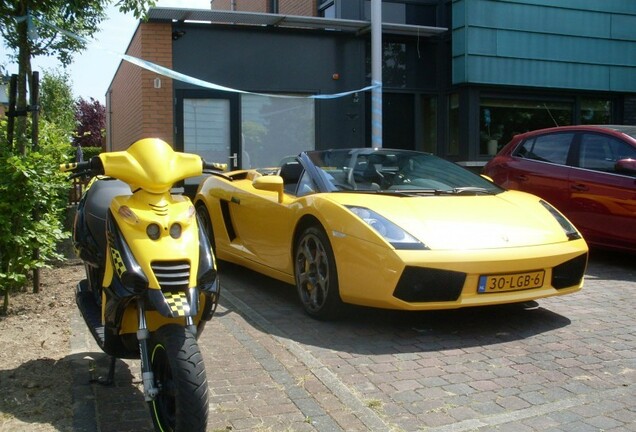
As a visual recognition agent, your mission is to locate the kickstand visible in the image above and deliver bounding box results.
[90,356,116,386]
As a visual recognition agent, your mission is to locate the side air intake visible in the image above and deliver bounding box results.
[394,267,466,302]
[552,254,588,289]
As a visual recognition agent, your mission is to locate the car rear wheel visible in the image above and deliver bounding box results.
[294,225,344,320]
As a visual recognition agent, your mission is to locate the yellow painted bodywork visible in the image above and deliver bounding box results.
[93,139,209,335]
[196,169,588,311]
[98,138,203,194]
[101,191,203,335]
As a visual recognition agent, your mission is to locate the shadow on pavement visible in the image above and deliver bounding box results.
[217,261,573,354]
[585,248,635,282]
[74,352,153,432]
[0,357,74,431]
[0,352,150,432]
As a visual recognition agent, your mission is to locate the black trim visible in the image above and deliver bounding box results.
[552,253,588,289]
[394,266,466,302]
[220,199,237,241]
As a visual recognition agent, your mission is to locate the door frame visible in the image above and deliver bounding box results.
[175,89,241,167]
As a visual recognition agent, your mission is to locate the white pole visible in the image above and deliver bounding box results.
[371,0,382,149]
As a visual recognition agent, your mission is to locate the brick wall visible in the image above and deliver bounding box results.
[107,22,173,151]
[211,0,317,15]
[211,0,268,12]
[279,0,316,16]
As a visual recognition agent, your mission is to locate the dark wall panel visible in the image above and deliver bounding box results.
[172,25,365,95]
[172,24,368,149]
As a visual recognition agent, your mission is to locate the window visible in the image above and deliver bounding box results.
[480,98,573,155]
[578,134,636,172]
[319,0,335,18]
[363,1,438,26]
[580,98,611,125]
[384,93,414,149]
[514,133,574,165]
[447,94,459,156]
[296,171,317,197]
[183,98,230,185]
[241,95,315,168]
[420,95,437,153]
[384,43,407,88]
[365,42,407,88]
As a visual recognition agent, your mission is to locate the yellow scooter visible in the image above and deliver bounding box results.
[61,138,224,431]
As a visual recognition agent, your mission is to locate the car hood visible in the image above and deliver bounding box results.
[326,191,570,250]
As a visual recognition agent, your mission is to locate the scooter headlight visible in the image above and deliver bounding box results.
[146,223,161,240]
[170,223,182,239]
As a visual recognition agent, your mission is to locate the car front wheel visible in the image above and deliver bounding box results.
[294,225,343,320]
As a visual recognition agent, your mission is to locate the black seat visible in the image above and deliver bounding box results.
[362,154,385,184]
[279,161,304,194]
[84,179,132,253]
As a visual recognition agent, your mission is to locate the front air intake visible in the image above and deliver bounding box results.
[394,267,466,302]
[552,253,588,289]
[151,260,191,290]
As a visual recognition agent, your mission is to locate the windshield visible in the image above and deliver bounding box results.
[305,149,502,194]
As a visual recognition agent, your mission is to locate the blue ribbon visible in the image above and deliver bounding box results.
[25,13,381,100]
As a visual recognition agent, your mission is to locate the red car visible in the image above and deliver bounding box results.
[484,125,636,252]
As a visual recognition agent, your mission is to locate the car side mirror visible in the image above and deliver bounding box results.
[615,158,636,175]
[253,175,284,203]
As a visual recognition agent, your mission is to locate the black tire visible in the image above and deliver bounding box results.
[294,225,344,320]
[148,325,208,432]
[196,203,216,254]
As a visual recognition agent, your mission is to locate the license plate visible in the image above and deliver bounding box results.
[478,270,545,293]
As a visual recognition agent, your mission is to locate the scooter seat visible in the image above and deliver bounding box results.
[84,178,132,254]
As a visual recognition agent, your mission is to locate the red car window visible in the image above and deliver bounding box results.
[514,133,574,165]
[578,134,636,172]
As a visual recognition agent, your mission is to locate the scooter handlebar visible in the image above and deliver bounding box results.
[202,161,228,173]
[60,157,104,178]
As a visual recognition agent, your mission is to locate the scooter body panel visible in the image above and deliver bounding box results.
[64,138,219,428]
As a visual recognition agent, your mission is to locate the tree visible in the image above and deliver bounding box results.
[74,97,106,148]
[40,68,76,136]
[0,0,155,153]
[0,0,154,308]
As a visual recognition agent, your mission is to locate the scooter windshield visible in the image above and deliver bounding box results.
[99,139,203,193]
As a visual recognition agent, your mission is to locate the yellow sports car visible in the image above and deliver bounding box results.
[194,148,588,319]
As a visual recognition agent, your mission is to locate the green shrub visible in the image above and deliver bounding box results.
[0,118,72,313]
[68,144,102,162]
[81,145,103,160]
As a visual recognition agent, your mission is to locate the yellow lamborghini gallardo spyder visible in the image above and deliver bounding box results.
[194,148,588,320]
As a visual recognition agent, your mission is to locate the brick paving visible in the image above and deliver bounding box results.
[71,249,636,431]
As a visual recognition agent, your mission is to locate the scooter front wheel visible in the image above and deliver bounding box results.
[148,324,208,432]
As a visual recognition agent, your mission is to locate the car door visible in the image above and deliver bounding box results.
[228,162,312,273]
[567,132,636,250]
[507,132,575,209]
[227,184,294,270]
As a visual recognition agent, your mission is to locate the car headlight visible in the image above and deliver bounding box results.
[540,200,581,240]
[346,206,428,250]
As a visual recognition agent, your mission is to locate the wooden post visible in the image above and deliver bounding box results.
[6,74,17,150]
[31,71,39,152]
[31,71,40,293]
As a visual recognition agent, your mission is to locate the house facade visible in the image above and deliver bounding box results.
[106,0,636,176]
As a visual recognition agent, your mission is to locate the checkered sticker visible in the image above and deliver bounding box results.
[110,248,126,278]
[164,291,190,317]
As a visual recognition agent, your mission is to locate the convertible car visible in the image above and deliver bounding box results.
[194,148,588,319]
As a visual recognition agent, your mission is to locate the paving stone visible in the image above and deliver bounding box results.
[71,251,636,432]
